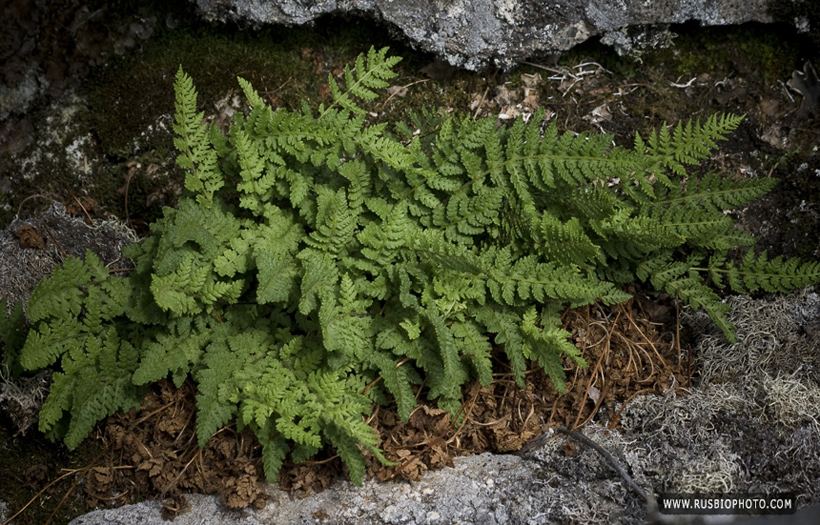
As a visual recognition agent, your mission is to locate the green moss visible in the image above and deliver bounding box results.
[661,22,801,82]
[83,16,410,157]
[0,424,107,525]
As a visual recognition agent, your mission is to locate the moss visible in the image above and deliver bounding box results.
[83,15,410,157]
[0,423,107,525]
[660,22,802,82]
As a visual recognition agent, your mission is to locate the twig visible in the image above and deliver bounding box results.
[670,76,697,88]
[574,381,609,430]
[473,86,490,120]
[571,310,619,430]
[574,61,612,75]
[304,455,340,466]
[159,448,201,501]
[3,450,106,525]
[363,357,411,396]
[15,194,60,219]
[622,302,668,367]
[47,471,85,525]
[778,80,795,103]
[2,471,75,525]
[521,61,574,78]
[380,79,430,109]
[553,427,658,520]
[132,399,177,426]
[674,293,682,368]
[67,188,94,225]
[41,223,68,260]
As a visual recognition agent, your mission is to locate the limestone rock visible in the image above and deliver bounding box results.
[191,0,780,70]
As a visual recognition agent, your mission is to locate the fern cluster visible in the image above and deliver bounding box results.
[6,47,820,483]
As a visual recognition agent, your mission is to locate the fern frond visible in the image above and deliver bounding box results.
[359,201,410,265]
[432,185,503,244]
[304,188,358,255]
[699,249,820,294]
[422,304,469,403]
[297,250,339,315]
[639,253,739,341]
[451,320,494,386]
[472,306,527,387]
[132,315,213,387]
[647,172,779,212]
[233,127,275,214]
[521,307,583,392]
[642,114,744,176]
[21,252,128,371]
[253,221,303,305]
[325,46,401,116]
[593,211,685,260]
[58,330,143,449]
[173,66,224,207]
[527,211,600,265]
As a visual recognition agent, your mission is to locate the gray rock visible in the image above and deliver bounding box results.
[0,63,45,119]
[191,0,783,70]
[0,500,10,524]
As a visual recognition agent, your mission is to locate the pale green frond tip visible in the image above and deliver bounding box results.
[325,46,401,116]
[13,47,819,489]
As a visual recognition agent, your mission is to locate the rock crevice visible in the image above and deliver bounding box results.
[192,0,779,69]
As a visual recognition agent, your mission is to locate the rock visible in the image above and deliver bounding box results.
[0,204,137,314]
[0,63,44,119]
[191,0,782,70]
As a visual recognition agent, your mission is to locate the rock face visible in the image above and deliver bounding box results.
[192,0,778,70]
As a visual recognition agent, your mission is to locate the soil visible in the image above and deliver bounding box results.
[1,1,819,524]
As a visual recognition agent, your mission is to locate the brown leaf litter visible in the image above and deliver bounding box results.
[60,292,687,520]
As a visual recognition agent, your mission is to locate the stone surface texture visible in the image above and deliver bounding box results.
[191,0,779,69]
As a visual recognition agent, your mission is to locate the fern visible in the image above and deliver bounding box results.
[701,249,820,294]
[12,47,820,487]
[638,113,744,177]
[325,46,401,117]
[173,66,224,207]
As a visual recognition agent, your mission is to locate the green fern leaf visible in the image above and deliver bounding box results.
[173,66,224,207]
[325,46,401,116]
[18,49,820,485]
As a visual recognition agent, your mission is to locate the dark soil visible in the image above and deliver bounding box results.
[1,1,819,524]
